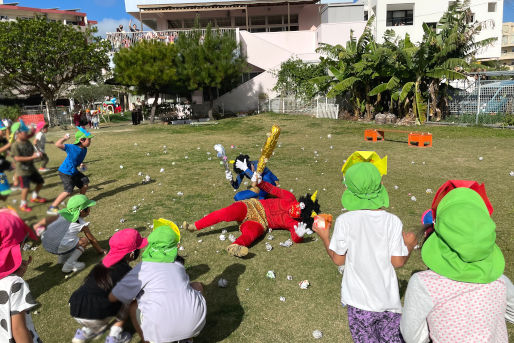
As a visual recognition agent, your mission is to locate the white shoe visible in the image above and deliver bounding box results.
[62,261,85,273]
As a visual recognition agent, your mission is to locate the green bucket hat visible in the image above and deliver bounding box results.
[59,194,96,222]
[341,162,389,211]
[142,225,180,263]
[421,188,504,284]
[74,127,94,144]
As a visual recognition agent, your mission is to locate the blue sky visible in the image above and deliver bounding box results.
[14,0,514,35]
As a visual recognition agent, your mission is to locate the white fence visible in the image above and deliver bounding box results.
[106,28,238,53]
[259,97,339,119]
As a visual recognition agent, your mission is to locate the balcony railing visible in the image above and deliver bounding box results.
[106,28,239,52]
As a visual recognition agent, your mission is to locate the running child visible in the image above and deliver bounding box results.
[0,209,42,343]
[69,228,147,343]
[313,161,417,343]
[47,127,93,215]
[400,187,514,343]
[33,121,51,172]
[109,219,207,343]
[10,119,47,212]
[36,194,106,273]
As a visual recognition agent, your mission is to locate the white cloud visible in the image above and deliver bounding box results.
[93,17,132,37]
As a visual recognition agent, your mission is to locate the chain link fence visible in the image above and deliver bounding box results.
[259,96,339,119]
[22,106,72,128]
[447,79,514,124]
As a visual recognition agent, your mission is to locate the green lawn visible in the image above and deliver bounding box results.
[6,113,514,342]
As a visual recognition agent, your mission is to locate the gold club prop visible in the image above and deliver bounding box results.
[250,125,281,193]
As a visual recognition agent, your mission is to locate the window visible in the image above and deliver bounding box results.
[268,26,285,32]
[268,15,283,25]
[488,2,496,12]
[235,16,246,26]
[183,19,195,28]
[216,17,231,27]
[290,14,298,24]
[250,16,265,26]
[425,22,437,31]
[386,10,413,26]
[364,11,368,20]
[168,20,182,29]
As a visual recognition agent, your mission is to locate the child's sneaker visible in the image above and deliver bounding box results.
[105,332,132,343]
[62,261,85,273]
[182,221,197,232]
[226,243,248,257]
[72,327,105,343]
[47,206,59,215]
[30,197,47,203]
[38,167,50,172]
[19,204,32,212]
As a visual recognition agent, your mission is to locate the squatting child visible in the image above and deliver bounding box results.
[37,194,106,273]
[313,161,417,343]
[109,219,207,343]
[69,228,148,343]
[0,209,42,343]
[48,128,93,215]
[400,187,514,342]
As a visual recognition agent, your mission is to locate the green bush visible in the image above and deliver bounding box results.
[503,114,514,126]
[0,105,21,121]
[108,112,132,122]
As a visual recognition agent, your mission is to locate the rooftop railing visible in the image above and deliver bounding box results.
[106,28,239,52]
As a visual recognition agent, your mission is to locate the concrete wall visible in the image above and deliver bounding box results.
[316,21,366,47]
[253,31,316,55]
[320,4,364,24]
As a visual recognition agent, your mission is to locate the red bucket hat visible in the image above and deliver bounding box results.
[102,228,148,268]
[0,209,32,279]
[431,180,493,220]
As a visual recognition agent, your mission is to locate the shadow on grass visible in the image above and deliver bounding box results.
[90,180,155,202]
[27,239,110,299]
[196,263,246,342]
[87,179,117,191]
[197,224,239,238]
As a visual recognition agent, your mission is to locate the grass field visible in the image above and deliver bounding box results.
[5,113,514,342]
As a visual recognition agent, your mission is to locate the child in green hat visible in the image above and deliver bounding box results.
[313,161,417,343]
[400,187,513,343]
[10,119,47,212]
[109,219,206,343]
[35,194,105,273]
[47,127,93,215]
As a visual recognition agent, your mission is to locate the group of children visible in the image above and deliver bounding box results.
[0,118,93,215]
[0,116,512,343]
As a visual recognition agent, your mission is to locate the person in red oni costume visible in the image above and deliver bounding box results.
[183,175,320,257]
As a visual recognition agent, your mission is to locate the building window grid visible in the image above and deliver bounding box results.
[386,10,413,27]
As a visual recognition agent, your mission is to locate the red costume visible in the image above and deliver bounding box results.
[194,181,303,247]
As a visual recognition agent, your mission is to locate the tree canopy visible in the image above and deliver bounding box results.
[175,25,246,119]
[114,40,183,123]
[0,17,110,115]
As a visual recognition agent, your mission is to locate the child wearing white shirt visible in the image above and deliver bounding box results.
[314,161,417,343]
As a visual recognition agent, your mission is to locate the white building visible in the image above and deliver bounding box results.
[115,0,503,113]
[366,0,503,59]
[0,0,98,30]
